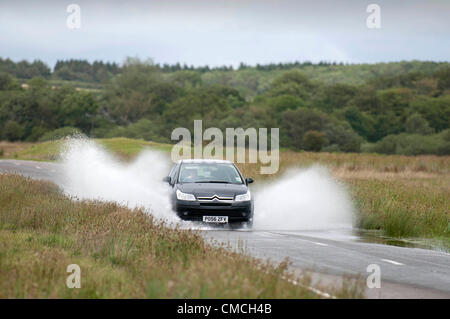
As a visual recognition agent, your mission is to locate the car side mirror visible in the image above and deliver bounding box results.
[163,176,171,184]
[245,177,254,185]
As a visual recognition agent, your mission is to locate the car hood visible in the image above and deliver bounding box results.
[177,183,248,197]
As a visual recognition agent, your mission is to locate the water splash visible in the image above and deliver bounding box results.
[253,166,354,230]
[60,137,177,222]
[59,138,354,230]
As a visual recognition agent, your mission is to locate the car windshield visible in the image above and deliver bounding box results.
[178,163,244,184]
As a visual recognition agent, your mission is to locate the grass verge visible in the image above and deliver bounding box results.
[0,138,172,162]
[0,174,363,298]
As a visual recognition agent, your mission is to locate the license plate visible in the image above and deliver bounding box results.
[203,216,228,223]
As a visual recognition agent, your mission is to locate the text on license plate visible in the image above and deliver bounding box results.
[203,216,228,223]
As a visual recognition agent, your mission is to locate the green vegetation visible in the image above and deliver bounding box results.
[99,138,172,159]
[3,140,63,161]
[351,178,449,239]
[366,130,450,156]
[39,127,82,142]
[0,174,364,298]
[0,58,449,155]
[1,138,171,161]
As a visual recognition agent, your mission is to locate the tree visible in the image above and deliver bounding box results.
[2,120,25,141]
[405,113,434,135]
[170,71,202,89]
[0,72,19,90]
[60,92,99,133]
[162,86,234,133]
[268,70,315,100]
[281,108,362,152]
[373,111,403,141]
[376,88,411,116]
[315,83,357,112]
[411,95,450,133]
[272,70,310,88]
[434,67,450,92]
[341,106,376,141]
[266,94,304,113]
[53,66,76,81]
[303,130,328,151]
[281,108,329,149]
[103,62,181,123]
[324,123,362,152]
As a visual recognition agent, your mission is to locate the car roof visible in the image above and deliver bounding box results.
[177,159,233,164]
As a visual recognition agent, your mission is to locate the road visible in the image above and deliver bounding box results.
[1,159,449,298]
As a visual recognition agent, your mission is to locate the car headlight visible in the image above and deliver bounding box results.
[235,190,251,201]
[176,189,196,201]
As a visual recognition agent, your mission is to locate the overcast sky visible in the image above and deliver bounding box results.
[0,0,449,68]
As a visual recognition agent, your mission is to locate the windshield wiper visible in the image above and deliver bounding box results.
[195,180,231,184]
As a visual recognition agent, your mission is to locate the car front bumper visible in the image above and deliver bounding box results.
[175,200,253,222]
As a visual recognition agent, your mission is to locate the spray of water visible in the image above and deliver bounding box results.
[253,167,354,230]
[60,137,177,223]
[59,138,354,230]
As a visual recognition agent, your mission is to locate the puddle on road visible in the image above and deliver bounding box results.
[203,227,450,253]
[198,225,449,253]
[354,229,450,253]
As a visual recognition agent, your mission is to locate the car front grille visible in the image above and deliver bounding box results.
[197,195,234,201]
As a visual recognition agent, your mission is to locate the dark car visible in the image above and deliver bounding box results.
[163,159,254,228]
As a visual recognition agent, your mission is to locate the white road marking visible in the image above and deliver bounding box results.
[311,242,328,247]
[288,277,336,299]
[381,258,404,266]
[35,166,41,169]
[305,285,335,299]
[261,232,284,238]
[14,162,21,166]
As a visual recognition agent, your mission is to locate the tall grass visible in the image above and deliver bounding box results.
[0,174,363,298]
[350,178,449,238]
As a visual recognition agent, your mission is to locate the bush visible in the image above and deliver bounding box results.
[2,120,25,141]
[436,129,450,155]
[360,143,375,153]
[322,144,341,153]
[39,127,82,141]
[341,106,376,141]
[281,108,331,149]
[266,95,304,113]
[281,108,362,152]
[325,123,362,153]
[302,130,328,151]
[405,113,434,135]
[0,72,19,90]
[372,132,450,155]
[372,135,398,154]
[103,119,169,143]
[27,126,49,142]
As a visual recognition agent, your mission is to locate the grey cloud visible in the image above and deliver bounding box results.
[0,0,449,67]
